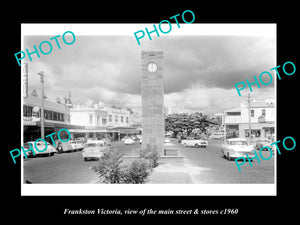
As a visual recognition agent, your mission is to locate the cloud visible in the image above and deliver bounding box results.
[23,34,275,114]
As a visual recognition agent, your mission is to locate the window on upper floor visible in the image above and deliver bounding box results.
[89,114,93,124]
[262,109,266,117]
[251,110,254,117]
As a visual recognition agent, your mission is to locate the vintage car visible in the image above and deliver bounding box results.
[124,138,135,145]
[221,138,255,160]
[252,138,274,152]
[82,140,109,161]
[210,132,224,140]
[56,142,73,153]
[181,137,208,148]
[68,140,83,151]
[101,138,111,146]
[23,141,56,157]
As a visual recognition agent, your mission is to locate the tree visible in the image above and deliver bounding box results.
[165,113,217,138]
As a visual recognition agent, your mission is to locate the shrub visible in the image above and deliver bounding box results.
[138,146,160,168]
[97,149,125,184]
[96,147,158,184]
[122,159,150,184]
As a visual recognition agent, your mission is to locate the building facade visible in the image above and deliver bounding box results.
[23,94,83,142]
[69,103,137,140]
[224,99,275,139]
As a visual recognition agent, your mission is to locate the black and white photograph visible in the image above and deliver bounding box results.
[3,3,298,222]
[20,24,276,195]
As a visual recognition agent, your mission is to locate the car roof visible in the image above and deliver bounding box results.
[226,138,248,142]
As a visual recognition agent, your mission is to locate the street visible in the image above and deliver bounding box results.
[23,139,274,184]
[178,140,274,183]
[23,141,138,184]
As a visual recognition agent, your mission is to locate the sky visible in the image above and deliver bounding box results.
[23,31,276,114]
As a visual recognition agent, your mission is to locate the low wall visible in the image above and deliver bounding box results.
[122,146,184,166]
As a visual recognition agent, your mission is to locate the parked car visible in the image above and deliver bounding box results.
[221,138,255,160]
[101,138,111,146]
[131,135,138,140]
[164,138,171,143]
[136,135,142,140]
[77,140,86,150]
[57,142,73,153]
[121,136,130,142]
[253,138,274,151]
[68,140,83,152]
[124,138,135,145]
[181,137,208,148]
[82,140,109,161]
[23,141,56,157]
[211,132,224,140]
[47,142,57,155]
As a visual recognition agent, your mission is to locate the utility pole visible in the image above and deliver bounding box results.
[38,71,45,139]
[247,92,252,142]
[223,112,226,140]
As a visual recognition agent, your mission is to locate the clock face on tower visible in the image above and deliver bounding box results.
[146,62,158,72]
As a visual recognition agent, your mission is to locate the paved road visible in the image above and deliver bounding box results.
[177,139,275,183]
[23,139,274,184]
[23,141,140,184]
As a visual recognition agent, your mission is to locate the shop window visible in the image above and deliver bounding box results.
[245,129,261,138]
[53,112,58,121]
[23,105,33,117]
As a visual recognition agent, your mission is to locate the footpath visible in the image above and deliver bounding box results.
[147,162,194,184]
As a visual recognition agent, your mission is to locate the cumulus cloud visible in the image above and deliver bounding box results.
[24,33,275,114]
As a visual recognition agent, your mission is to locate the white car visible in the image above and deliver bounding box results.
[211,132,224,140]
[69,140,83,152]
[82,140,109,161]
[252,138,274,152]
[56,142,73,153]
[23,141,56,157]
[221,138,255,160]
[181,138,208,148]
[124,138,135,145]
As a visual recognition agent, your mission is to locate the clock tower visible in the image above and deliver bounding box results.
[141,50,165,155]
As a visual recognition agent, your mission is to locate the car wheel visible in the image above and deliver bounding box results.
[195,144,199,148]
[84,157,87,161]
[227,153,232,161]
